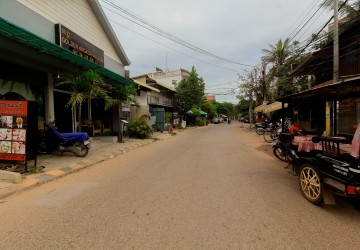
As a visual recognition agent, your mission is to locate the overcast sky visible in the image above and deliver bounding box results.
[100,0,333,103]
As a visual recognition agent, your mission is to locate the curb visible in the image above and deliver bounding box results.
[0,133,169,200]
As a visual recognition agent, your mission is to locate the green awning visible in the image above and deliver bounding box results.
[0,17,134,85]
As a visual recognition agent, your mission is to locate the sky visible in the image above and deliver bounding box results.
[100,0,333,103]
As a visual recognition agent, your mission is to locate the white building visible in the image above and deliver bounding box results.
[0,0,132,133]
[148,69,190,86]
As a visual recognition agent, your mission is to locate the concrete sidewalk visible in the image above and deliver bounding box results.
[0,130,179,200]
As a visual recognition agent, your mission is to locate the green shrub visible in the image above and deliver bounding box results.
[152,123,160,131]
[165,112,172,124]
[128,117,153,139]
[197,119,206,126]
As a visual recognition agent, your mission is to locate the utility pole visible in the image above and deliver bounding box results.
[333,0,339,82]
[333,0,339,135]
[117,84,124,143]
[248,70,256,129]
[262,61,267,103]
[248,88,253,129]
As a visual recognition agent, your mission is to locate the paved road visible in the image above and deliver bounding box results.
[0,123,359,249]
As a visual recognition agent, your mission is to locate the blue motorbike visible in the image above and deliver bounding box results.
[38,121,90,157]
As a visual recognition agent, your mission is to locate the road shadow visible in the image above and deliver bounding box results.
[255,143,273,156]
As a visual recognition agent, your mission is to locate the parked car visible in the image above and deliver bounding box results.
[212,116,220,124]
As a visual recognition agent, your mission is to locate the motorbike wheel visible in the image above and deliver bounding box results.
[273,146,291,162]
[73,142,89,157]
[37,138,50,154]
[270,130,280,141]
[299,163,323,205]
[256,127,265,135]
[263,130,277,143]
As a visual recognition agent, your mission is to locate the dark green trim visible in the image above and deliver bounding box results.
[0,17,134,85]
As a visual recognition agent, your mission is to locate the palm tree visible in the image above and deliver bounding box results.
[261,38,293,78]
[56,70,117,131]
[261,38,303,98]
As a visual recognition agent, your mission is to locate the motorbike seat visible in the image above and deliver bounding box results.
[50,127,89,142]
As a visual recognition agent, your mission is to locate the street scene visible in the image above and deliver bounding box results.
[0,0,360,249]
[0,123,359,249]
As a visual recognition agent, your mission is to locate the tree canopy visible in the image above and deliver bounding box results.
[174,66,205,112]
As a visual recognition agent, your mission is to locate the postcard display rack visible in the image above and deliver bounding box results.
[0,100,38,170]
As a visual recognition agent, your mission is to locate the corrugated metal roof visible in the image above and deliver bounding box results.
[131,79,160,92]
[147,76,176,91]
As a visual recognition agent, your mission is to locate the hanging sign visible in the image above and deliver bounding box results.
[0,101,28,161]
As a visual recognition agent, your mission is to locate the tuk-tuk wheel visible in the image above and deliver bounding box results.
[299,163,323,205]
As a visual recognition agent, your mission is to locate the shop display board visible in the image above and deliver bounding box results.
[0,100,37,161]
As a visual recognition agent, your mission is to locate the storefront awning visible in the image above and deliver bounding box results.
[254,103,267,113]
[264,102,288,113]
[254,102,288,113]
[0,17,134,85]
[277,76,360,103]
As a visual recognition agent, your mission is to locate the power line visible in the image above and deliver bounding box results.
[99,0,255,68]
[288,1,328,44]
[289,0,350,66]
[104,15,244,73]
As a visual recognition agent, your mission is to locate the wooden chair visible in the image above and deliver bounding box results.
[95,120,111,134]
[102,122,111,134]
[81,119,102,136]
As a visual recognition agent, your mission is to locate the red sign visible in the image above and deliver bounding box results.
[0,101,28,161]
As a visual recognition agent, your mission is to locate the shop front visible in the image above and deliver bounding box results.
[278,78,360,135]
[0,12,133,135]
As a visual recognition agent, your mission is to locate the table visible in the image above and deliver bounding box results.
[292,136,322,152]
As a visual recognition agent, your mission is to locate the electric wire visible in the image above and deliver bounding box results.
[289,0,351,70]
[104,14,243,74]
[282,0,318,40]
[290,0,323,42]
[100,0,254,68]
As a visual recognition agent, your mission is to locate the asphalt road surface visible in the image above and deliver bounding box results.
[1,123,360,249]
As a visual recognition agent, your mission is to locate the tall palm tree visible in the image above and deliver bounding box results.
[261,38,293,78]
[261,38,302,99]
[56,70,117,131]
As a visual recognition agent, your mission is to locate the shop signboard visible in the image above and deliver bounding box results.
[55,24,104,66]
[0,100,28,161]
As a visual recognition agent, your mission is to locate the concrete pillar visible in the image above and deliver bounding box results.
[325,102,331,136]
[45,74,55,123]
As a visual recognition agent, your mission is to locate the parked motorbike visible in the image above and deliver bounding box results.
[263,121,282,143]
[37,121,90,157]
[272,133,300,167]
[255,121,272,135]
